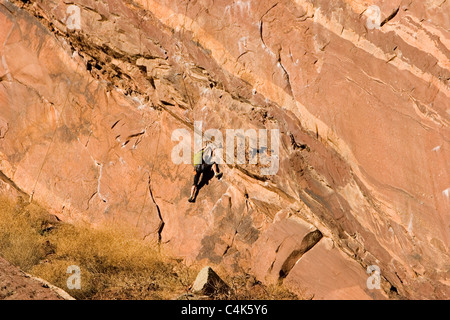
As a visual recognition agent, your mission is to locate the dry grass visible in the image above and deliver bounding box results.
[0,196,47,270]
[217,274,299,300]
[31,222,200,300]
[0,195,196,300]
[0,196,299,300]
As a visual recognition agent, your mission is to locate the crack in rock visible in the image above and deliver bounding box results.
[147,176,164,244]
[278,229,323,280]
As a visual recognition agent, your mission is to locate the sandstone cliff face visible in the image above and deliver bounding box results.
[0,0,448,299]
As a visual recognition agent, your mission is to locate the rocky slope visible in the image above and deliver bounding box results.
[0,0,448,299]
[0,256,73,300]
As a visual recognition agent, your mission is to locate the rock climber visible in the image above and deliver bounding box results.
[188,143,223,203]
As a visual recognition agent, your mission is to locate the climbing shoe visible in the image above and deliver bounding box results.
[215,172,223,180]
[188,197,195,203]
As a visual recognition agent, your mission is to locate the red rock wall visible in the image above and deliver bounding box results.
[0,0,448,299]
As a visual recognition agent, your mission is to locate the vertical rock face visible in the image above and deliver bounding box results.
[0,0,448,299]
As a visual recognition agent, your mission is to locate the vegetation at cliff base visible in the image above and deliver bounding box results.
[0,195,298,300]
[0,196,196,299]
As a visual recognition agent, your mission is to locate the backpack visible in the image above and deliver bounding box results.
[193,149,204,166]
[193,146,213,166]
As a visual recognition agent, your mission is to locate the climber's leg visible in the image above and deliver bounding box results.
[188,185,197,203]
[212,163,223,180]
[188,165,202,202]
